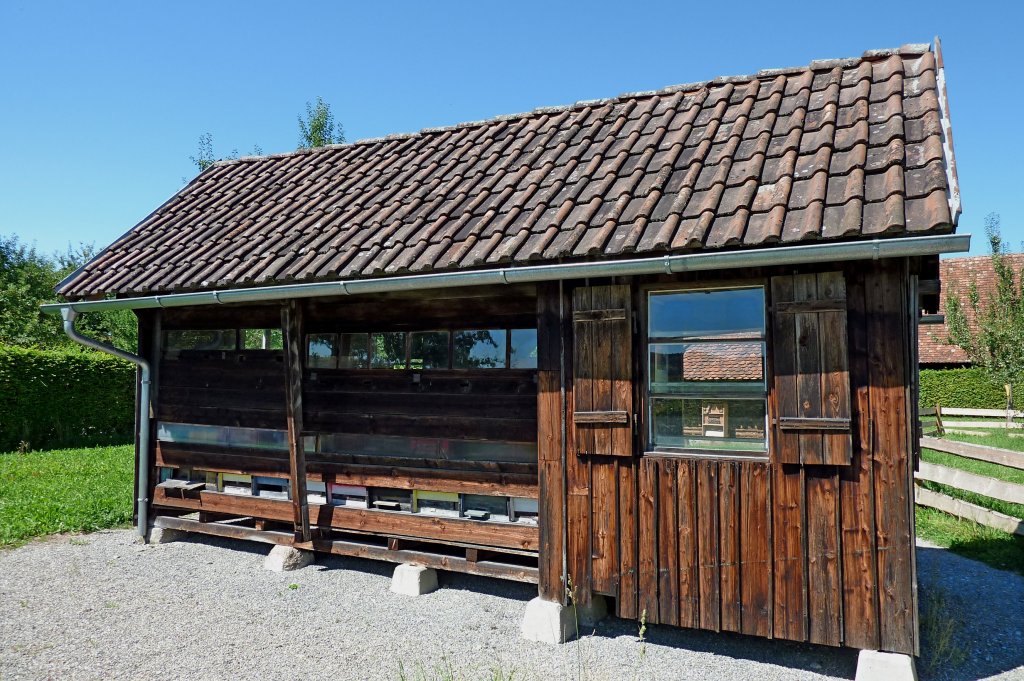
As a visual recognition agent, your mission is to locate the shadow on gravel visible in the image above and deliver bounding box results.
[916,545,1024,681]
[580,616,858,679]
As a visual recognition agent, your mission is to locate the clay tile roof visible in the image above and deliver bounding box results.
[59,42,961,300]
[919,254,1024,366]
[683,343,764,381]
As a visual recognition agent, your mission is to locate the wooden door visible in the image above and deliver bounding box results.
[568,284,636,607]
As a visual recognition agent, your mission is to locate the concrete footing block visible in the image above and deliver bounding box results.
[855,650,918,681]
[147,527,185,544]
[521,597,576,644]
[576,595,608,628]
[263,545,314,572]
[390,564,439,596]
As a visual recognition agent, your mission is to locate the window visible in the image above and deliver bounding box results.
[370,332,407,369]
[509,328,538,369]
[410,331,449,369]
[337,333,370,369]
[241,328,283,350]
[453,329,506,368]
[306,327,538,371]
[165,329,236,351]
[647,287,767,455]
[307,333,337,368]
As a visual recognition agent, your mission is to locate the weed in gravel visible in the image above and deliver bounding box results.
[919,586,968,675]
[288,583,300,590]
[396,654,520,681]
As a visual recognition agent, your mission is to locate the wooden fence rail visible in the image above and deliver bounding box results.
[916,435,1024,536]
[915,487,1024,536]
[920,436,1024,471]
[915,461,1024,505]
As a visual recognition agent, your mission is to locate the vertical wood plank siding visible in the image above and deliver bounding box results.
[562,261,916,656]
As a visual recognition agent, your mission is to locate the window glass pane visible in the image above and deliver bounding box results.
[337,333,369,369]
[510,328,538,369]
[242,328,283,350]
[410,331,449,369]
[650,341,764,395]
[370,332,407,369]
[307,333,337,368]
[165,329,236,351]
[649,288,765,340]
[650,398,767,452]
[453,329,506,368]
[155,422,288,450]
[318,432,537,464]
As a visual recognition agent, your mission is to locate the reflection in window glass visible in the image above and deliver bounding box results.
[410,331,449,369]
[650,398,767,452]
[165,329,237,351]
[307,334,337,368]
[648,287,767,454]
[242,328,283,350]
[337,333,370,369]
[370,332,407,369]
[649,342,764,395]
[649,288,765,340]
[318,432,537,463]
[156,422,288,450]
[510,329,538,369]
[453,329,506,368]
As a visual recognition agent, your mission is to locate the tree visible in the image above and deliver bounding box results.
[298,97,345,149]
[0,235,137,351]
[0,235,65,347]
[945,213,1024,410]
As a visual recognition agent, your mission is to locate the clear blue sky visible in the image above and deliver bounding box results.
[1,1,1019,257]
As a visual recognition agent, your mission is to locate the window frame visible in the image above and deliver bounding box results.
[304,327,539,373]
[640,279,771,461]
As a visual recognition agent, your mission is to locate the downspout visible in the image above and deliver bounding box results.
[60,307,152,540]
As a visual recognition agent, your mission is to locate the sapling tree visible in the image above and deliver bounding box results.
[298,97,345,149]
[945,213,1024,416]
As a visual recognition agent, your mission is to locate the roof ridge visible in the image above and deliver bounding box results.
[212,42,933,170]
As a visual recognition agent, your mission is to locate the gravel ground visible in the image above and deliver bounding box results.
[0,530,1020,681]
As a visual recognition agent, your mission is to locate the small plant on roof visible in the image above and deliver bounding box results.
[298,96,346,149]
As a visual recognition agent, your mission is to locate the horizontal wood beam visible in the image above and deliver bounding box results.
[778,417,851,432]
[152,515,538,583]
[152,488,539,551]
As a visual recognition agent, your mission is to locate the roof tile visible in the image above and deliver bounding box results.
[60,46,960,298]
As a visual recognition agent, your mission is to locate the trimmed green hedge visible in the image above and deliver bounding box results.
[919,367,1014,410]
[0,346,136,452]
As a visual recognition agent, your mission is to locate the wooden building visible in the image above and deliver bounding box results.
[47,43,965,658]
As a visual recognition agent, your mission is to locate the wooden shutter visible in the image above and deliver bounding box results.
[573,284,633,457]
[771,272,852,465]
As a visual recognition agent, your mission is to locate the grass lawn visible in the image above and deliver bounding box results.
[0,444,134,547]
[917,438,1024,574]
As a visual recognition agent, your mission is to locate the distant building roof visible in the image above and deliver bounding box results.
[919,254,1024,366]
[59,43,959,300]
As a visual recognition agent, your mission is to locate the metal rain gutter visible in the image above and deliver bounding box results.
[59,308,152,540]
[41,234,970,315]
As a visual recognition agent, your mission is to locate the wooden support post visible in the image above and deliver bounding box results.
[283,300,311,543]
[536,282,567,604]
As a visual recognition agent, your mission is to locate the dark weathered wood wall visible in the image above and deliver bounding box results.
[151,286,542,552]
[547,259,918,655]
[144,261,918,655]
